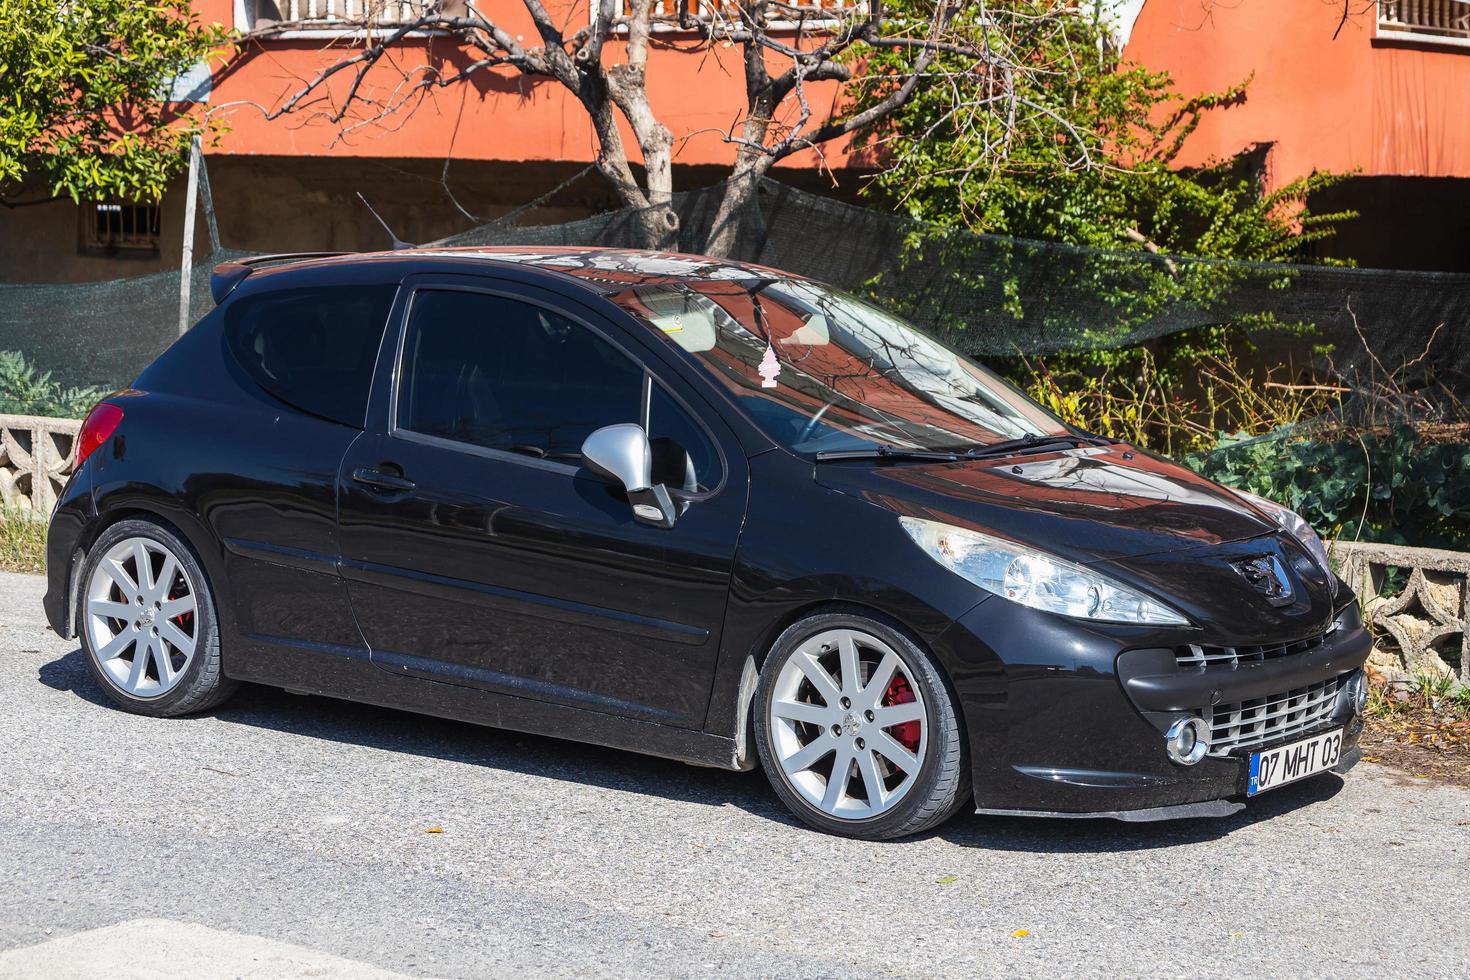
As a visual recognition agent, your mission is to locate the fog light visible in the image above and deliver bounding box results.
[1347,670,1368,716]
[1165,717,1209,766]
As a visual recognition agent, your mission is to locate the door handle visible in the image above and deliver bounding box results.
[352,466,416,494]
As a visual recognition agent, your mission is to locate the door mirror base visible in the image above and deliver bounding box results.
[629,485,678,528]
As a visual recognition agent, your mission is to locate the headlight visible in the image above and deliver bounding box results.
[1235,489,1332,576]
[898,517,1189,626]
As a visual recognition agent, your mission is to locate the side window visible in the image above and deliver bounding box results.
[397,290,644,460]
[225,284,397,426]
[648,384,720,493]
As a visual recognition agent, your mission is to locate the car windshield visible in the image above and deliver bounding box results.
[609,276,1070,456]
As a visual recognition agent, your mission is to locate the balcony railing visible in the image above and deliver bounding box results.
[1380,0,1470,39]
[601,1,868,24]
[241,1,442,32]
[611,0,870,10]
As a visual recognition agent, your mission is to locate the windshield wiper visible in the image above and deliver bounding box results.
[814,445,964,463]
[964,433,1108,460]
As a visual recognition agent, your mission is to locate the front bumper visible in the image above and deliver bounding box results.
[937,595,1373,819]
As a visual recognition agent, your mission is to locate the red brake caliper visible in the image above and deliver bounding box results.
[169,581,193,636]
[883,674,921,754]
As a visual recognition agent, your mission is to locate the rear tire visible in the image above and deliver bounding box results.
[754,612,970,840]
[78,519,237,717]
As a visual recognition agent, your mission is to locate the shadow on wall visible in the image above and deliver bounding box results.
[38,646,1344,854]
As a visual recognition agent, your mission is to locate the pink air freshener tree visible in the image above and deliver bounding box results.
[758,344,780,388]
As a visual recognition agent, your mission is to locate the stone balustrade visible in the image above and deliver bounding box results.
[1334,539,1470,686]
[0,413,80,519]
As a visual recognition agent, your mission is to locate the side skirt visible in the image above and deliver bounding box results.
[226,635,743,771]
[975,799,1246,822]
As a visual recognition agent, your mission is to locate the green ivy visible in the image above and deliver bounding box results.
[1186,426,1470,551]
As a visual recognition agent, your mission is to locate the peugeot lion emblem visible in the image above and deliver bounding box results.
[1232,554,1295,607]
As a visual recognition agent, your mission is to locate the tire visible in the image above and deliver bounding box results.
[754,612,970,840]
[78,518,237,717]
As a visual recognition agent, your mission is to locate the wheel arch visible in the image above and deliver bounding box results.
[729,598,967,771]
[70,502,228,642]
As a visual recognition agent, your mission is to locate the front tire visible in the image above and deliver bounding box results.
[79,519,236,717]
[754,612,970,839]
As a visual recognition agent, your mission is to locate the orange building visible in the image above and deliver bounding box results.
[1119,0,1470,270]
[7,1,1470,283]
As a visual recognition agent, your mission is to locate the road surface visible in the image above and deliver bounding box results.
[1,570,1466,978]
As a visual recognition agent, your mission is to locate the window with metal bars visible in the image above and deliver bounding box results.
[79,202,161,256]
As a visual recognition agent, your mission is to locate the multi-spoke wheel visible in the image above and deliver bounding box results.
[755,613,970,839]
[79,519,236,716]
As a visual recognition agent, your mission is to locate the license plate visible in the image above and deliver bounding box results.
[1248,728,1343,796]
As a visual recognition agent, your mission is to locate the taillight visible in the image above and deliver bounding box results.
[73,402,124,470]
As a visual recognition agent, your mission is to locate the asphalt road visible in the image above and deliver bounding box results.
[2,570,1468,978]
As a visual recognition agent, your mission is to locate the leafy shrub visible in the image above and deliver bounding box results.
[1007,331,1336,458]
[1186,424,1470,551]
[0,350,108,419]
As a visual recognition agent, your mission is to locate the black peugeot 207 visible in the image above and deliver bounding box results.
[43,247,1370,839]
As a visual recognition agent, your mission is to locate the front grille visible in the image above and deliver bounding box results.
[1178,629,1330,669]
[1205,677,1342,756]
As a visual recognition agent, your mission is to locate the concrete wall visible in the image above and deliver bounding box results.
[0,155,865,284]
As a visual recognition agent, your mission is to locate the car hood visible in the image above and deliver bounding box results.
[814,444,1278,566]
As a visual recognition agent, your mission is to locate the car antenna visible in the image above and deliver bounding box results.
[356,192,415,250]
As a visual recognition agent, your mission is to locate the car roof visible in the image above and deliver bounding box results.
[232,246,797,297]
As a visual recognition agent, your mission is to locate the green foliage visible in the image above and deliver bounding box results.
[1186,425,1470,551]
[0,0,226,204]
[852,2,1355,385]
[0,350,108,418]
[857,1,1351,261]
[1007,330,1337,456]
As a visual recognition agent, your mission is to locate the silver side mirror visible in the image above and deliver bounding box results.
[581,423,677,528]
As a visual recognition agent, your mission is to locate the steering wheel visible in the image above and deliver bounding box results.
[797,401,836,446]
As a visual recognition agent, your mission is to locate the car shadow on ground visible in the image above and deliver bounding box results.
[40,647,1345,853]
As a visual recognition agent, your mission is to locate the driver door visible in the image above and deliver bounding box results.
[336,276,747,730]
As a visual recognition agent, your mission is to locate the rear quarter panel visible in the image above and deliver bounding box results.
[90,304,369,677]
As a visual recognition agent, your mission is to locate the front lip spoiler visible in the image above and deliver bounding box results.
[976,745,1363,822]
[976,799,1246,822]
[1120,626,1372,712]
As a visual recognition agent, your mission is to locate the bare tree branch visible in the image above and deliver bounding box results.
[256,1,1080,255]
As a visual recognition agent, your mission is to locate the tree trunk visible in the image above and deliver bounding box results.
[704,163,764,258]
[635,200,681,251]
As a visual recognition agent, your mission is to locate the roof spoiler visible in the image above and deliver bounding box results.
[210,252,352,305]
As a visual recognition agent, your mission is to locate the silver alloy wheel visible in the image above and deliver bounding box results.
[768,628,928,819]
[84,536,199,699]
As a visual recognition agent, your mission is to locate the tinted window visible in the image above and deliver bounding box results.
[649,384,719,492]
[398,290,644,460]
[225,284,396,426]
[611,278,1067,456]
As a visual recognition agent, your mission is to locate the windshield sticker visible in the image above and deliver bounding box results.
[758,343,781,388]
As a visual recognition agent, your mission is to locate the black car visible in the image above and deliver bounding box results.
[44,247,1370,839]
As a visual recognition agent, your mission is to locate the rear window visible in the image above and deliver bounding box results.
[225,284,397,426]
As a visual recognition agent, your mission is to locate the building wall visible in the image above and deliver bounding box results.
[198,1,859,173]
[1,155,862,284]
[1124,0,1470,184]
